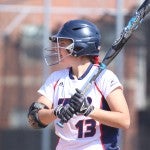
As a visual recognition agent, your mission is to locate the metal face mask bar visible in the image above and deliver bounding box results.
[43,37,74,66]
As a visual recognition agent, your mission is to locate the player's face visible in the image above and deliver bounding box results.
[44,38,74,66]
[57,38,74,66]
[58,39,72,55]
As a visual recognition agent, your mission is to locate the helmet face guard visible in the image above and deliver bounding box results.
[43,37,74,66]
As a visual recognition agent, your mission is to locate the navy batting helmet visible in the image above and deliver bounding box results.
[50,19,101,57]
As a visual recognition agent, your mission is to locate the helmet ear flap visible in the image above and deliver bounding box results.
[72,42,87,56]
[72,42,99,57]
[74,42,87,51]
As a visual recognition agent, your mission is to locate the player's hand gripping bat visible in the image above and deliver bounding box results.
[57,0,150,128]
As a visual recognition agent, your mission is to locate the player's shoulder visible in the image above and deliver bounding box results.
[51,68,69,75]
[47,68,69,81]
[95,67,117,81]
[102,69,116,77]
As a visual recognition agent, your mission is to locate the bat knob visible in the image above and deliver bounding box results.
[56,121,64,128]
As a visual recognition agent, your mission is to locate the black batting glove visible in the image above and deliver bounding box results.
[69,89,94,116]
[54,104,75,123]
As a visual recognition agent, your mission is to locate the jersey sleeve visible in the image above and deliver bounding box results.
[37,73,56,103]
[97,69,123,99]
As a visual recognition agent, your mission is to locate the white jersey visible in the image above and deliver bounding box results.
[38,64,122,150]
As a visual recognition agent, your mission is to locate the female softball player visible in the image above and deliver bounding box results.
[28,19,130,150]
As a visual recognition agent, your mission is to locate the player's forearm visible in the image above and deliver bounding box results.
[38,109,56,125]
[89,107,130,129]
